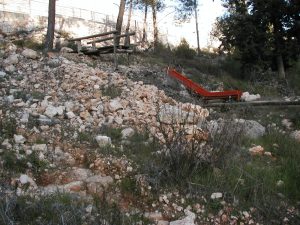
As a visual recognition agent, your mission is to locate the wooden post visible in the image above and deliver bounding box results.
[113,33,117,70]
[134,20,137,44]
[76,41,82,53]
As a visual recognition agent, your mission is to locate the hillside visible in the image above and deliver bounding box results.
[0,33,300,225]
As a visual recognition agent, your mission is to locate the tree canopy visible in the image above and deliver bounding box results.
[213,0,300,78]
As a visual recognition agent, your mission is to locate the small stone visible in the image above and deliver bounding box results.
[121,127,135,139]
[45,105,58,118]
[19,174,29,184]
[211,192,223,199]
[95,135,111,147]
[264,151,272,157]
[221,214,228,222]
[126,166,133,172]
[14,134,26,144]
[108,99,123,112]
[80,111,91,120]
[85,205,93,214]
[276,180,284,187]
[2,139,12,149]
[290,130,300,143]
[162,195,169,204]
[4,54,19,65]
[85,175,113,194]
[60,47,74,53]
[170,210,196,225]
[241,92,261,102]
[34,84,40,89]
[22,48,38,59]
[5,65,16,72]
[19,174,37,188]
[157,221,170,225]
[281,119,293,130]
[32,144,47,152]
[56,106,65,116]
[242,211,250,218]
[66,111,76,119]
[0,71,6,77]
[144,212,164,221]
[64,181,84,192]
[115,174,120,180]
[26,150,33,155]
[249,145,264,156]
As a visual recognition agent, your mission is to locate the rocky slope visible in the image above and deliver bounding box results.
[1,34,299,224]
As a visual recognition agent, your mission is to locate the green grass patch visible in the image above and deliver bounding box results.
[1,150,48,175]
[0,117,17,140]
[13,38,44,51]
[0,192,150,225]
[102,85,122,99]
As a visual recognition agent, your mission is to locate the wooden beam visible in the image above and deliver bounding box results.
[87,32,136,44]
[69,30,118,41]
[205,100,300,107]
[117,49,134,53]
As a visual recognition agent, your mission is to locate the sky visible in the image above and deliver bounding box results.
[55,0,225,48]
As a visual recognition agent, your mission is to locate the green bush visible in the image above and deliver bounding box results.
[0,117,17,140]
[0,193,150,225]
[1,151,48,175]
[174,38,196,59]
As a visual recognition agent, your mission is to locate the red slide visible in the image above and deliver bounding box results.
[167,68,242,101]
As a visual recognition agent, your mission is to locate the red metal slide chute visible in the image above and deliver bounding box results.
[167,68,242,101]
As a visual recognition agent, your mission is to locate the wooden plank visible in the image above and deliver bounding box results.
[205,100,300,107]
[69,30,118,41]
[117,49,134,53]
[87,32,136,44]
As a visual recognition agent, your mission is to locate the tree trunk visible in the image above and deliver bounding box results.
[142,4,148,47]
[124,0,133,46]
[116,0,126,46]
[194,0,200,55]
[273,20,286,79]
[45,0,56,52]
[152,2,158,49]
[276,54,286,79]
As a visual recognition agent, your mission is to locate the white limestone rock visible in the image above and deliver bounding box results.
[19,174,37,188]
[249,145,264,156]
[241,92,261,102]
[211,192,223,199]
[4,54,19,65]
[290,130,300,143]
[45,105,58,118]
[170,210,196,225]
[121,128,135,139]
[0,71,6,77]
[32,144,47,152]
[60,47,74,53]
[22,48,38,59]
[95,135,111,147]
[5,65,16,73]
[66,111,76,119]
[108,99,123,112]
[14,134,26,144]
